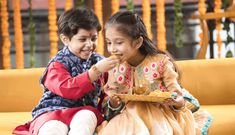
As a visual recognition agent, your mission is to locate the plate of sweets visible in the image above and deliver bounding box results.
[115,87,177,103]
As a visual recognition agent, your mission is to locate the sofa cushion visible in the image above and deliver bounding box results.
[202,105,235,135]
[0,112,31,135]
[177,58,235,105]
[0,68,44,112]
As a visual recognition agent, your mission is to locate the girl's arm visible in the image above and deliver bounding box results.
[161,57,185,110]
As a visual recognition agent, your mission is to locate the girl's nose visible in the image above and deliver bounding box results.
[111,47,117,54]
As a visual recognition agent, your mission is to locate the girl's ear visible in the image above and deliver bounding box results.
[134,36,143,49]
[59,34,70,46]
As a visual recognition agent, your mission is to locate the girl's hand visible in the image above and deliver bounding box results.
[163,95,185,110]
[95,57,120,73]
[104,84,123,109]
[109,95,122,108]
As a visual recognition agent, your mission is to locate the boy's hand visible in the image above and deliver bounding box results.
[95,57,120,73]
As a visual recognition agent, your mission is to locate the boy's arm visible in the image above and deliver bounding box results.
[44,61,95,100]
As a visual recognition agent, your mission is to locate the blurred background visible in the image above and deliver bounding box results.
[0,0,234,69]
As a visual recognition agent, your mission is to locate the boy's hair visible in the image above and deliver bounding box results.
[58,8,101,40]
[105,11,182,82]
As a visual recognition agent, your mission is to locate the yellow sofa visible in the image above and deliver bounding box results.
[0,58,235,135]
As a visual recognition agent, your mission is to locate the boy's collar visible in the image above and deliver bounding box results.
[62,46,94,63]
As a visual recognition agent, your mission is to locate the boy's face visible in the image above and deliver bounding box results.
[105,26,140,65]
[64,28,98,60]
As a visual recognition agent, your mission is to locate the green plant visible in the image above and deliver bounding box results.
[222,0,234,57]
[126,0,134,11]
[173,0,184,48]
[75,0,85,7]
[28,0,36,67]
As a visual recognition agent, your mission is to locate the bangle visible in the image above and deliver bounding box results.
[107,99,123,111]
[91,65,102,76]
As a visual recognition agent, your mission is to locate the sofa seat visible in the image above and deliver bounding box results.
[1,105,235,135]
[0,112,31,135]
[201,105,235,135]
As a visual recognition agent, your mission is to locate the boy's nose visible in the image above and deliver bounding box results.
[86,40,93,47]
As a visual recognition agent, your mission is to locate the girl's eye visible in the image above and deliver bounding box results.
[105,41,111,45]
[116,42,123,45]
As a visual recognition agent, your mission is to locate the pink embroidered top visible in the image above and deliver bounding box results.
[106,54,183,96]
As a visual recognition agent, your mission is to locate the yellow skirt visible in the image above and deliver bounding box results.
[98,102,211,135]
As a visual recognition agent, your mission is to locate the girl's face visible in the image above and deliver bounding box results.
[61,28,98,60]
[105,25,143,66]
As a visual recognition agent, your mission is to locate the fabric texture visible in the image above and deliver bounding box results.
[13,47,105,135]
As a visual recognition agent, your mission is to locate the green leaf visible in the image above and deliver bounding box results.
[226,50,233,58]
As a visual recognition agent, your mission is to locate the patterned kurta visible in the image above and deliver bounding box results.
[99,54,212,135]
[13,47,106,135]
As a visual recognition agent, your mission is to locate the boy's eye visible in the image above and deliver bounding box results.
[91,37,97,42]
[78,38,86,42]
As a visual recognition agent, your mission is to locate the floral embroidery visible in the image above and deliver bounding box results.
[117,74,125,84]
[151,62,157,70]
[152,72,158,79]
[119,65,126,73]
[159,83,167,92]
[158,60,164,76]
[143,66,149,73]
[113,67,118,73]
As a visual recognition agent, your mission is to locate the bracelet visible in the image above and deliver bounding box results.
[91,65,102,76]
[107,99,123,111]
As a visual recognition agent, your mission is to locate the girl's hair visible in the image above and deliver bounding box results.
[58,8,101,40]
[105,11,182,82]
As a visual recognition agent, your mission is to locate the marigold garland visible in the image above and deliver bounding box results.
[142,0,152,39]
[111,0,120,15]
[94,0,104,55]
[13,0,24,68]
[0,0,11,69]
[65,0,73,11]
[214,0,222,58]
[48,0,58,58]
[156,0,166,51]
[198,0,206,47]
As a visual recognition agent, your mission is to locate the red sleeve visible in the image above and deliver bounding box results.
[44,61,95,100]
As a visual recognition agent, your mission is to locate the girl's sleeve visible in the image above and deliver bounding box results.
[44,61,95,100]
[162,57,182,95]
[103,70,119,96]
[161,57,200,112]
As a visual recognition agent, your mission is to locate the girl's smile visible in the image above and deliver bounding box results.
[105,25,145,66]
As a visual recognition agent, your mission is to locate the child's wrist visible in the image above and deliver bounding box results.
[88,65,102,81]
[107,99,123,111]
[91,65,102,75]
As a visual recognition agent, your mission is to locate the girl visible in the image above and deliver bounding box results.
[13,8,119,135]
[99,11,212,135]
